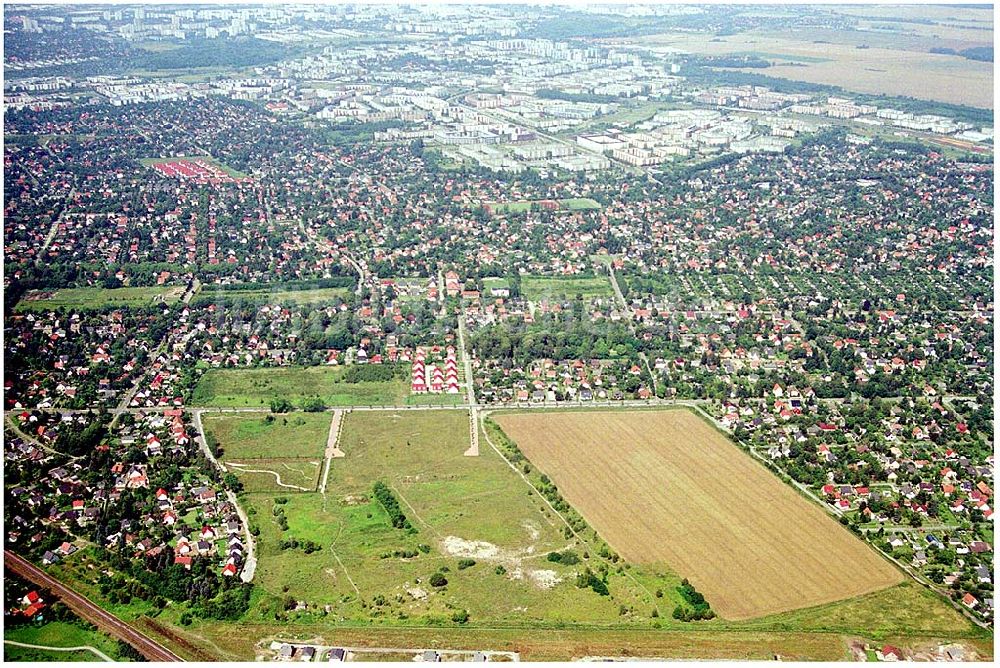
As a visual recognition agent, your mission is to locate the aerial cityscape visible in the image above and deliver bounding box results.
[2,2,995,663]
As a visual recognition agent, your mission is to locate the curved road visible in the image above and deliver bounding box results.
[4,550,183,662]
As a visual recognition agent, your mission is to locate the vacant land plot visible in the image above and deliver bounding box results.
[242,410,674,625]
[204,412,327,493]
[522,275,612,301]
[226,458,321,493]
[191,366,409,407]
[195,286,349,305]
[633,31,993,108]
[486,198,602,214]
[16,286,184,311]
[3,620,125,662]
[494,409,904,620]
[203,412,328,460]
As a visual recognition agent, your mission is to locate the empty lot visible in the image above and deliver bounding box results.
[494,409,903,620]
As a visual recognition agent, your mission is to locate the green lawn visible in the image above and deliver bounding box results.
[227,458,321,493]
[740,581,977,639]
[15,286,185,312]
[561,198,602,210]
[203,412,330,460]
[522,275,613,301]
[4,620,125,662]
[403,393,465,406]
[242,410,677,626]
[486,198,602,214]
[482,277,511,291]
[194,286,349,306]
[191,366,409,407]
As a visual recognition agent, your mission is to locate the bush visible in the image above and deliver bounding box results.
[451,609,469,624]
[301,396,327,412]
[372,481,412,530]
[547,550,580,565]
[575,568,609,596]
[270,398,293,413]
[457,558,476,570]
[429,572,448,587]
[674,579,715,620]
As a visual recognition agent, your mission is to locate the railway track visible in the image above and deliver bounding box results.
[4,550,184,662]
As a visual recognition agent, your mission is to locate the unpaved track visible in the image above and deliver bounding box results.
[4,640,115,662]
[226,462,312,491]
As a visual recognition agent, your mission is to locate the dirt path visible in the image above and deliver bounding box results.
[4,640,115,662]
[226,462,312,492]
[192,410,257,582]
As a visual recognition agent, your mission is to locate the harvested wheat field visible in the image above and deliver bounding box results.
[494,409,904,620]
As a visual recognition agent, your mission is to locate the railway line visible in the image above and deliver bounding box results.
[4,550,184,662]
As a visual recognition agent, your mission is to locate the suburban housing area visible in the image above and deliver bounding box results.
[2,2,995,664]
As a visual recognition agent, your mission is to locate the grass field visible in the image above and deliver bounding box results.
[15,286,185,312]
[203,412,329,460]
[493,409,904,620]
[227,458,321,493]
[3,620,126,662]
[191,366,409,407]
[194,286,350,305]
[241,410,679,625]
[486,198,602,214]
[561,198,602,210]
[204,412,329,493]
[522,275,613,301]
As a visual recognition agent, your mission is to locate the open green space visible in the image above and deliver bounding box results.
[403,392,465,406]
[741,581,976,637]
[195,285,349,306]
[522,275,613,301]
[241,410,680,626]
[561,198,602,210]
[482,277,511,291]
[191,366,410,408]
[15,286,185,312]
[486,198,602,214]
[203,412,330,460]
[4,620,126,662]
[226,458,321,493]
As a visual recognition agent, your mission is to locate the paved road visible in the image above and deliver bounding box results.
[4,550,183,662]
[35,186,76,265]
[457,316,479,456]
[320,409,344,494]
[191,410,257,583]
[607,264,658,394]
[3,640,114,662]
[4,413,83,461]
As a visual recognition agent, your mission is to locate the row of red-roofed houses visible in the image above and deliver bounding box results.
[411,345,460,394]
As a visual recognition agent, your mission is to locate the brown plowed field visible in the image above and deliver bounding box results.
[494,409,903,620]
